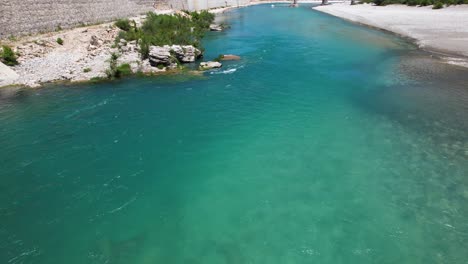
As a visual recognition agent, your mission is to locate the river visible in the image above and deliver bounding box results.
[1,4,468,263]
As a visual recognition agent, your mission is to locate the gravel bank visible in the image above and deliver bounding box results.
[314,3,468,66]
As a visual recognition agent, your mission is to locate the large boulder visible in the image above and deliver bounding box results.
[148,45,201,67]
[199,61,222,70]
[169,45,202,63]
[148,46,174,67]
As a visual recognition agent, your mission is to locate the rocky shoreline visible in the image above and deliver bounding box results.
[0,10,232,89]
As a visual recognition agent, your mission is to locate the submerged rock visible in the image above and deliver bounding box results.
[199,61,222,70]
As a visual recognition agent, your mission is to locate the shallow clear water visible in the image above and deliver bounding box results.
[1,4,468,264]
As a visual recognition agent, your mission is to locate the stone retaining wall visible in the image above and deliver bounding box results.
[187,0,251,10]
[0,0,251,38]
[0,0,156,38]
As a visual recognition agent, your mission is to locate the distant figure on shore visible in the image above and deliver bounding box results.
[290,0,299,7]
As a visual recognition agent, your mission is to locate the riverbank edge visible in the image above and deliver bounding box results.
[3,1,468,89]
[0,7,240,89]
[312,4,468,68]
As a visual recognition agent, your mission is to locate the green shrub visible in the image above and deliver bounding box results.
[0,45,19,66]
[106,53,133,79]
[115,63,132,77]
[115,11,214,59]
[433,1,444,8]
[83,68,91,73]
[115,19,131,31]
[57,38,64,45]
[419,0,433,6]
[406,0,420,5]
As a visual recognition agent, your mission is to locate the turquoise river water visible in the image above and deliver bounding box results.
[1,4,468,264]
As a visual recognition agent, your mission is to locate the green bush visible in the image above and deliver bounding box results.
[106,53,133,79]
[115,63,132,77]
[83,68,91,73]
[419,0,433,6]
[433,1,444,8]
[57,38,64,45]
[115,19,132,31]
[0,45,19,66]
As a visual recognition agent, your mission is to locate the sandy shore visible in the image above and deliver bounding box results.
[314,3,468,66]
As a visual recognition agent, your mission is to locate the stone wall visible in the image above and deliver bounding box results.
[0,0,156,38]
[0,0,251,38]
[187,0,251,10]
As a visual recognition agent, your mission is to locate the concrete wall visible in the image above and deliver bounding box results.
[187,0,250,10]
[0,0,250,38]
[0,0,156,38]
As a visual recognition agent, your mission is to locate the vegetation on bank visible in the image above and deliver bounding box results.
[0,45,19,66]
[106,53,132,79]
[115,11,215,59]
[362,0,468,8]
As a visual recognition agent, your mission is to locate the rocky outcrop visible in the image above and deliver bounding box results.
[148,46,175,67]
[199,61,222,70]
[148,45,201,67]
[170,45,202,63]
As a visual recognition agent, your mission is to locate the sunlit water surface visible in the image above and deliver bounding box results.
[1,4,468,264]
